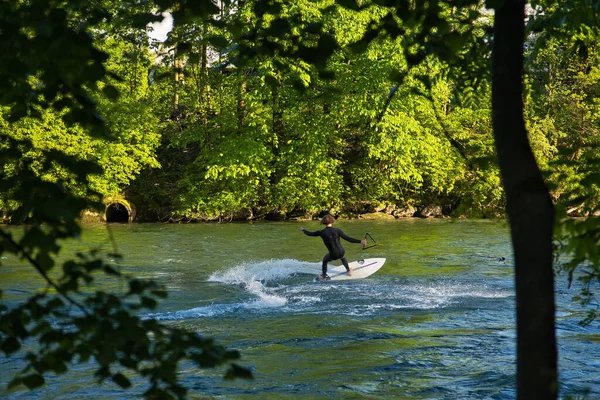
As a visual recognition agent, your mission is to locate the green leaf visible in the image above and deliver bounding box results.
[224,364,253,380]
[44,354,68,374]
[144,386,176,399]
[112,373,132,388]
[128,279,145,294]
[96,349,117,366]
[1,336,22,354]
[35,252,55,272]
[103,265,121,276]
[22,373,45,389]
[7,377,23,390]
[141,296,157,309]
[151,289,168,299]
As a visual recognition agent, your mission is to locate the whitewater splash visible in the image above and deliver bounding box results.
[149,259,320,321]
[207,258,318,284]
[207,258,320,309]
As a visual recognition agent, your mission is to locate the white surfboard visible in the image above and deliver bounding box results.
[313,258,386,281]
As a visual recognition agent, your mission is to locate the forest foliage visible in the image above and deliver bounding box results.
[1,1,597,223]
[123,0,599,223]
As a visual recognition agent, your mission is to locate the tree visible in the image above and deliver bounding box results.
[492,1,557,397]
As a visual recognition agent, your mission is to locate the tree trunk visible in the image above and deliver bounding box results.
[173,47,182,115]
[272,83,284,155]
[491,1,558,399]
[267,82,284,191]
[198,24,210,116]
[237,72,246,130]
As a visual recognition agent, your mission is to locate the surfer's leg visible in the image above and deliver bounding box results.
[341,257,352,276]
[321,254,333,279]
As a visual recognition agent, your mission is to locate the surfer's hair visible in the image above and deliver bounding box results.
[320,214,335,225]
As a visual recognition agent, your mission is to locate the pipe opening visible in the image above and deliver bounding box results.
[105,202,130,223]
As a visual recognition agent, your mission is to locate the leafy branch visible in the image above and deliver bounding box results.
[0,225,252,398]
[1,1,252,396]
[0,229,89,316]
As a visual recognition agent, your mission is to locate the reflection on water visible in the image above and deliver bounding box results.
[1,220,599,399]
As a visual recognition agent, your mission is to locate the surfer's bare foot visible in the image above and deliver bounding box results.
[347,268,352,276]
[316,275,324,281]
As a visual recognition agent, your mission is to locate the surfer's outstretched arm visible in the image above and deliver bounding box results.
[300,227,320,237]
[338,230,367,245]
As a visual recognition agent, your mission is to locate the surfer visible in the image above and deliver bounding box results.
[300,214,367,281]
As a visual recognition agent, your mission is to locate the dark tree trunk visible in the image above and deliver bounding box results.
[199,38,209,110]
[237,73,246,130]
[173,48,182,115]
[491,1,558,398]
[266,82,284,192]
[272,84,284,157]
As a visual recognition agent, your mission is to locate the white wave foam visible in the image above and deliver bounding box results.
[207,258,318,283]
[383,281,512,310]
[147,295,289,320]
[146,304,237,320]
[146,259,323,321]
[205,259,321,312]
[410,282,512,300]
[163,258,185,263]
[243,279,288,308]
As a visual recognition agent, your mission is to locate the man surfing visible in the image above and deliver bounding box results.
[300,214,367,281]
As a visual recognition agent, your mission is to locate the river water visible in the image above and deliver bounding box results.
[1,219,599,399]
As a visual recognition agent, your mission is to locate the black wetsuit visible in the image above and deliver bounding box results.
[302,226,362,276]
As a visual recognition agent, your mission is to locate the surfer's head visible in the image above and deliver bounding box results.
[320,214,335,225]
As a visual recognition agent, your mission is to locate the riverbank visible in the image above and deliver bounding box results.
[80,202,505,224]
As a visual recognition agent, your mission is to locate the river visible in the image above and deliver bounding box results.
[1,219,599,399]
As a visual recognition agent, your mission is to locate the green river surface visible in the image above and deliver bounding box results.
[1,219,599,399]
